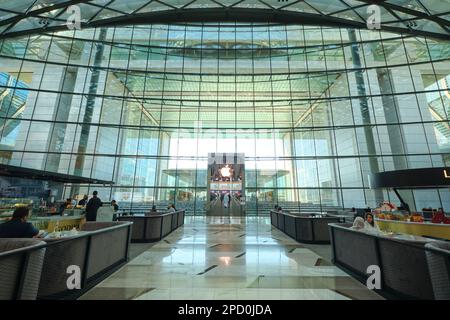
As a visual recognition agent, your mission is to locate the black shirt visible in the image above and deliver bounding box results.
[78,199,87,206]
[0,219,39,238]
[86,196,102,221]
[58,203,66,215]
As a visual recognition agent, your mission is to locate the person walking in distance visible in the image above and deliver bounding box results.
[86,191,102,221]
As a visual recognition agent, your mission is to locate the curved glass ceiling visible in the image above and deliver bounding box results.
[0,0,449,40]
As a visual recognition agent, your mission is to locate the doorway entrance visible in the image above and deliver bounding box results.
[206,153,245,216]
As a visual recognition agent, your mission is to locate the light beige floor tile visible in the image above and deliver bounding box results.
[83,216,383,300]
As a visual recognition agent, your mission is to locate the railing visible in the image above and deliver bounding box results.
[37,221,132,300]
[118,210,185,243]
[328,222,450,300]
[0,239,47,300]
[270,210,343,243]
[0,221,132,300]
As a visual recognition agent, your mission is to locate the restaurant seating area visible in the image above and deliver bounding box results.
[329,223,450,300]
[0,222,132,300]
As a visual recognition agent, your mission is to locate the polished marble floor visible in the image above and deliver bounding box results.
[80,216,383,300]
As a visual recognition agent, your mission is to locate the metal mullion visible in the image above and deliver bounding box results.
[43,30,84,195]
[422,38,450,209]
[86,0,120,24]
[302,26,322,212]
[1,99,447,130]
[156,25,185,202]
[208,0,227,8]
[234,21,238,164]
[375,0,450,28]
[278,0,303,11]
[104,27,129,198]
[301,0,327,15]
[4,35,442,78]
[42,28,77,174]
[357,30,385,175]
[251,23,258,216]
[0,0,39,34]
[153,25,171,207]
[130,0,154,14]
[375,30,410,172]
[173,24,188,211]
[400,35,440,208]
[46,31,415,61]
[338,28,367,206]
[127,25,146,210]
[398,35,434,158]
[0,34,32,152]
[2,35,33,166]
[2,146,449,161]
[415,0,434,16]
[85,28,113,199]
[25,0,41,14]
[0,0,91,34]
[215,24,220,156]
[267,23,279,213]
[107,27,127,198]
[150,0,178,11]
[1,11,449,41]
[2,79,450,105]
[284,25,301,213]
[423,37,450,123]
[132,24,154,208]
[319,27,344,209]
[65,29,100,188]
[357,29,389,206]
[328,2,366,19]
[179,0,198,10]
[193,24,204,216]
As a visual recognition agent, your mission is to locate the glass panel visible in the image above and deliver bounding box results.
[0,23,448,215]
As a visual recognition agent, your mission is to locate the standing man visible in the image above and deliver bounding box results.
[111,200,119,212]
[86,191,102,221]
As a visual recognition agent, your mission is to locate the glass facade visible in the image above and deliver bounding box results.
[1,0,449,40]
[0,24,449,214]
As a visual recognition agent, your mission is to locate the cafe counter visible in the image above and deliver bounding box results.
[375,219,450,240]
[30,215,85,232]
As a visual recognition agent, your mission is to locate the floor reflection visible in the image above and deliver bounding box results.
[80,216,383,300]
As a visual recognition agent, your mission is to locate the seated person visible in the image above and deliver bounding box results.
[167,204,176,213]
[364,213,378,230]
[78,195,88,206]
[57,198,72,216]
[277,206,283,213]
[0,207,39,238]
[351,217,365,230]
[351,214,380,233]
